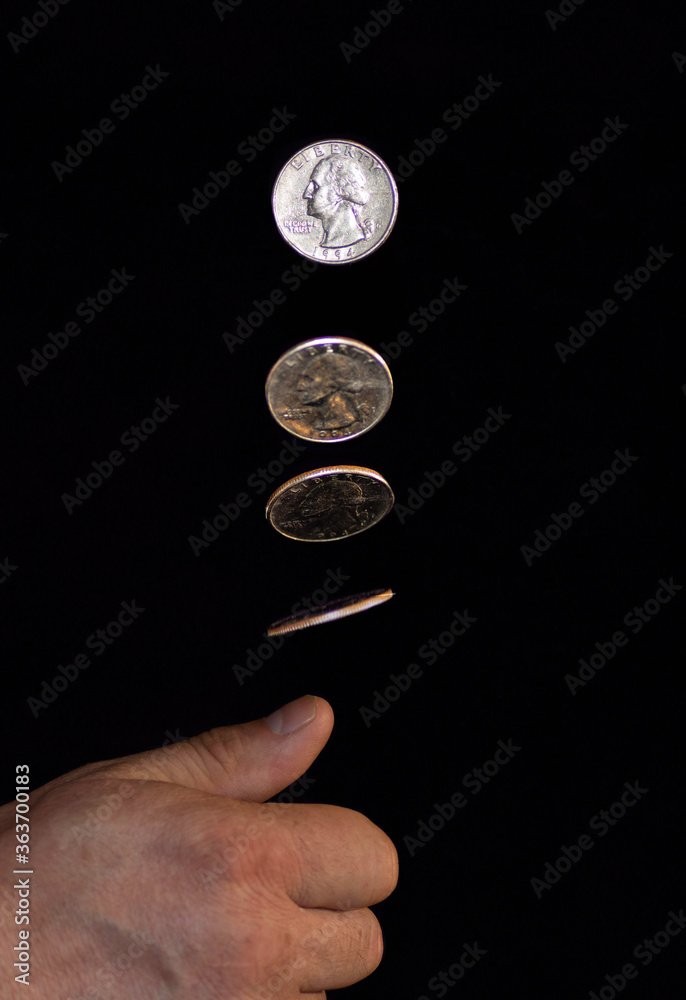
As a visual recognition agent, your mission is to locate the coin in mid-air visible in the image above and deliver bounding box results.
[265,466,395,541]
[267,588,394,637]
[272,139,398,264]
[265,337,393,443]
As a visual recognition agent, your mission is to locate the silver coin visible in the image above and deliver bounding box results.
[272,139,398,264]
[267,588,394,636]
[265,337,393,442]
[265,465,395,541]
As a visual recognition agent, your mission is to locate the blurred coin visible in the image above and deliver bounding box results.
[267,588,394,636]
[272,139,398,264]
[266,337,393,442]
[266,465,394,541]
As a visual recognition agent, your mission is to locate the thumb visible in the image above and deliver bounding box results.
[122,695,334,802]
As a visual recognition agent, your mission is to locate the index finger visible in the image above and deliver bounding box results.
[277,802,399,910]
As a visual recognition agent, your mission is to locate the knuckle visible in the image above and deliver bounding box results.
[183,726,243,781]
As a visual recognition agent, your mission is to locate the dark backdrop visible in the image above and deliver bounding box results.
[3,1,686,997]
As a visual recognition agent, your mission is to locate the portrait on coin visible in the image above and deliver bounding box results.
[297,479,370,533]
[302,155,371,248]
[295,353,365,432]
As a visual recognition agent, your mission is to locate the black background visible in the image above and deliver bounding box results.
[3,0,686,997]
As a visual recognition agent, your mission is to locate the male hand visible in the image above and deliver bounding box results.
[1,695,398,999]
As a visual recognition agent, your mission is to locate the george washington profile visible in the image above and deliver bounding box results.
[302,155,371,248]
[298,479,369,533]
[295,354,365,431]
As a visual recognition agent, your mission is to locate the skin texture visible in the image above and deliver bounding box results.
[0,696,398,999]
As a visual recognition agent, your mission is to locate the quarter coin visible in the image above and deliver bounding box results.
[272,139,398,264]
[265,465,395,541]
[265,337,393,442]
[267,588,394,636]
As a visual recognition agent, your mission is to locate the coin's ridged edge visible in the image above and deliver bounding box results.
[265,336,393,387]
[265,465,394,519]
[267,589,394,636]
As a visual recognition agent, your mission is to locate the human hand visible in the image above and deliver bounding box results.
[1,695,398,999]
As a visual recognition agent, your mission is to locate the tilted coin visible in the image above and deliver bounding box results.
[272,139,398,264]
[265,466,395,541]
[267,588,394,636]
[265,337,393,443]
